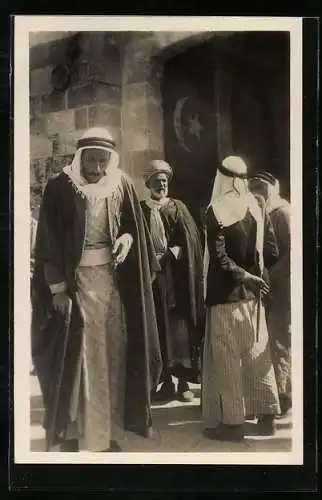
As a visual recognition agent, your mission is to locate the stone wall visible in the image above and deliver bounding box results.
[29,32,122,212]
[29,31,215,206]
[31,31,287,208]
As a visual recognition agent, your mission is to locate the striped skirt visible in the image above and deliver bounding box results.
[201,300,280,428]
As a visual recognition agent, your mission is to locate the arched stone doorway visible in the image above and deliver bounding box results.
[160,32,290,228]
[120,31,289,214]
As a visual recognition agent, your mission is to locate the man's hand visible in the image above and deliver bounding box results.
[112,233,133,268]
[52,291,70,315]
[244,272,270,296]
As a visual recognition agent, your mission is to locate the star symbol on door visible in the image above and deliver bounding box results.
[188,114,203,139]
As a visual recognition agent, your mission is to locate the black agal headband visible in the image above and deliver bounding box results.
[77,136,116,150]
[218,164,248,179]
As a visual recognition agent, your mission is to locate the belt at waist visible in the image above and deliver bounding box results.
[79,246,112,267]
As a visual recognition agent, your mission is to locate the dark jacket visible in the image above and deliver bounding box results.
[205,199,279,306]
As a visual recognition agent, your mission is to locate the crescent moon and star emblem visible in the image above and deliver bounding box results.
[173,96,204,153]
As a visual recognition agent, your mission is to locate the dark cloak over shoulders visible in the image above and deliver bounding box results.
[31,171,162,449]
[141,198,205,382]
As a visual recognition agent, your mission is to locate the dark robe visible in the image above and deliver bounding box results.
[31,171,162,449]
[267,201,291,346]
[267,200,291,401]
[141,198,205,384]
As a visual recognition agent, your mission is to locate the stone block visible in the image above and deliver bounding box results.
[123,82,159,103]
[148,129,163,152]
[52,133,78,156]
[94,60,122,86]
[107,127,121,151]
[147,99,163,128]
[103,35,121,61]
[48,37,73,67]
[30,115,47,136]
[89,33,105,57]
[123,59,153,85]
[123,36,161,67]
[29,42,49,70]
[70,61,90,87]
[61,129,93,152]
[131,149,164,178]
[51,134,60,155]
[30,96,42,118]
[67,82,121,109]
[95,83,121,106]
[122,101,149,130]
[121,151,132,177]
[88,104,121,129]
[30,134,52,160]
[123,127,151,152]
[46,109,75,136]
[79,33,92,58]
[67,83,95,108]
[30,66,53,97]
[41,91,66,114]
[65,129,86,147]
[43,157,55,180]
[75,107,88,130]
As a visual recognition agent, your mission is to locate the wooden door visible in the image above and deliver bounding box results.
[162,41,218,229]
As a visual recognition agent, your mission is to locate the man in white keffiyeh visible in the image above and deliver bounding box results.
[201,156,281,442]
[31,127,162,453]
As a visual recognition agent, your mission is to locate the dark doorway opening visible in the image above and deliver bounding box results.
[162,32,290,229]
[162,40,218,231]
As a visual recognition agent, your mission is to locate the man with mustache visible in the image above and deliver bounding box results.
[31,127,162,452]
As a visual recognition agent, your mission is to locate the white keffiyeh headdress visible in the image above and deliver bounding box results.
[203,156,265,297]
[63,127,123,205]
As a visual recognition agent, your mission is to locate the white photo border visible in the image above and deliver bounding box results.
[14,15,303,465]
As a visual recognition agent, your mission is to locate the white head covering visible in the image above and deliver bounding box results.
[63,127,122,203]
[251,171,285,213]
[267,178,284,212]
[203,156,265,298]
[143,160,173,256]
[208,155,262,227]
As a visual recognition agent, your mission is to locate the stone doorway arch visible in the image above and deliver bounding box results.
[121,30,290,202]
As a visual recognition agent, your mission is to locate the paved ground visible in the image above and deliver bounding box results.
[30,375,292,453]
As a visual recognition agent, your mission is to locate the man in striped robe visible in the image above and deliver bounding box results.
[202,156,281,441]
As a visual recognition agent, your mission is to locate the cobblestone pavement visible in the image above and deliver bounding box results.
[30,375,292,453]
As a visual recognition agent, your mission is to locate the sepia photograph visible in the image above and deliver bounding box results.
[14,16,303,465]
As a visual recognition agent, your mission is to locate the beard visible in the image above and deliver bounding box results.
[151,188,167,200]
